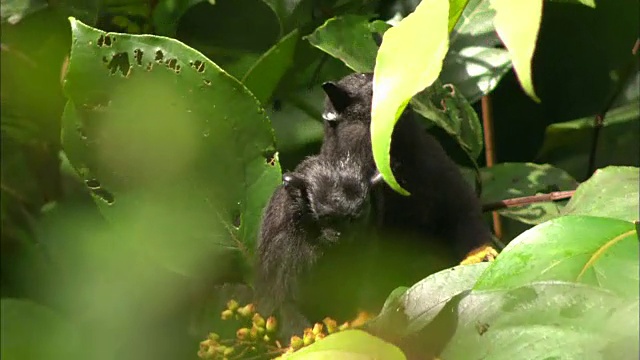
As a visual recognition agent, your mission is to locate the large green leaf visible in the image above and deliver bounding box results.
[441,0,512,103]
[474,215,639,299]
[306,15,390,73]
[562,166,639,222]
[242,29,299,104]
[61,18,281,277]
[286,330,407,360]
[368,263,490,339]
[480,162,578,225]
[535,102,640,180]
[372,0,450,195]
[1,299,80,359]
[490,0,542,102]
[440,281,639,360]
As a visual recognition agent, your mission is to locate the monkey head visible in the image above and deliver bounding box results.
[282,155,375,244]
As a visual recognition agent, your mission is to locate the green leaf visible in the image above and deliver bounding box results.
[447,0,469,32]
[474,215,639,298]
[562,166,639,222]
[441,0,512,103]
[286,330,407,360]
[440,281,638,359]
[61,18,281,277]
[242,29,299,104]
[535,101,640,180]
[1,299,80,359]
[306,15,390,73]
[368,263,490,337]
[1,0,48,24]
[547,0,596,8]
[490,0,542,102]
[372,0,450,195]
[265,88,325,157]
[480,162,578,225]
[152,0,205,36]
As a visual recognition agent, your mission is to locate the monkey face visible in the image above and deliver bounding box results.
[282,155,373,244]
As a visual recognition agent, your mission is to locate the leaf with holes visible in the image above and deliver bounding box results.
[474,215,639,299]
[480,162,579,225]
[61,18,281,278]
[562,166,639,222]
[306,15,390,73]
[372,0,449,195]
[440,281,639,360]
[285,330,406,360]
[242,29,299,104]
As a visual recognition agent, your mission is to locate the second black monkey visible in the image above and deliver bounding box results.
[254,153,377,338]
[320,72,495,271]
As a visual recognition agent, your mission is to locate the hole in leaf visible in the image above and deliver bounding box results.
[190,60,205,73]
[91,187,115,205]
[133,49,143,66]
[166,58,178,70]
[262,148,277,166]
[203,79,211,86]
[102,56,108,63]
[146,62,153,71]
[155,50,164,62]
[85,178,101,189]
[97,35,104,47]
[175,64,181,74]
[107,52,131,77]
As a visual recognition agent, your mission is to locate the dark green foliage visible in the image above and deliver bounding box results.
[1,0,638,358]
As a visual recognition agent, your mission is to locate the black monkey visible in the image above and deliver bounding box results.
[320,72,495,270]
[254,154,377,338]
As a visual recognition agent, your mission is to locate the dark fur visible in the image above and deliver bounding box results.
[320,72,492,260]
[254,154,375,338]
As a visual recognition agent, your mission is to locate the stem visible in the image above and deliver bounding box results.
[481,95,503,239]
[586,38,640,180]
[482,190,575,212]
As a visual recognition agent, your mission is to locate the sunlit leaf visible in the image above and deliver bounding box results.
[562,166,639,222]
[491,0,542,102]
[474,215,639,298]
[286,330,406,360]
[372,0,450,195]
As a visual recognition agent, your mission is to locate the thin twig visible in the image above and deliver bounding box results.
[586,38,640,180]
[481,95,503,239]
[482,190,576,212]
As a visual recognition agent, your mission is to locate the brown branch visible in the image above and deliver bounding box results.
[481,95,503,238]
[482,190,576,213]
[586,38,640,180]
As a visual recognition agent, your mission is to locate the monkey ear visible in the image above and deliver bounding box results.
[370,171,384,187]
[322,81,352,115]
[283,172,306,193]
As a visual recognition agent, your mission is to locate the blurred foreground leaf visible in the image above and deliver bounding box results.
[61,18,281,278]
[287,329,407,360]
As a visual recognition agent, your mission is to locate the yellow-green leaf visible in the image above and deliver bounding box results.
[491,0,542,102]
[372,0,450,195]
